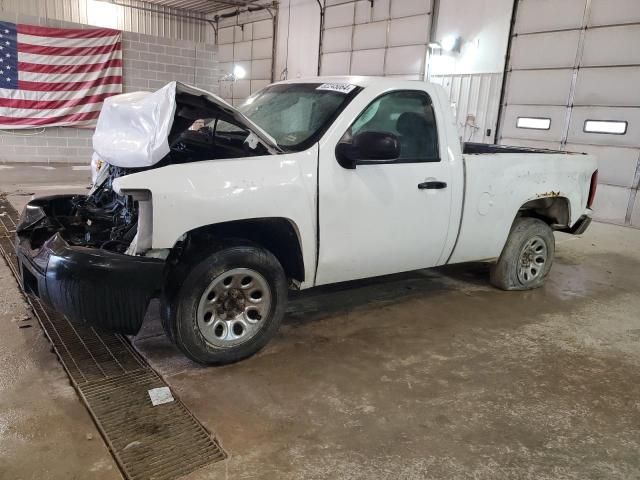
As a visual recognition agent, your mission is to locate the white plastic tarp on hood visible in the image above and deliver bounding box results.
[92,81,278,169]
[93,83,177,168]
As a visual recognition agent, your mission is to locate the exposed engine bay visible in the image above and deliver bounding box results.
[18,166,138,254]
[163,92,271,165]
[20,89,276,256]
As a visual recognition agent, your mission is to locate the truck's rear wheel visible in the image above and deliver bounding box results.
[490,217,555,291]
[170,243,287,365]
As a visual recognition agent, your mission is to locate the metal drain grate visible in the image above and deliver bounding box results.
[0,195,225,480]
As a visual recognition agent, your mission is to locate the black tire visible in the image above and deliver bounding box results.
[160,283,178,344]
[490,217,555,291]
[168,243,287,365]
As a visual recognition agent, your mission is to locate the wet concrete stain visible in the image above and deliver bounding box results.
[0,259,120,479]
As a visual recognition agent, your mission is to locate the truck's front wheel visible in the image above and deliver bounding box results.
[169,243,287,365]
[490,217,555,290]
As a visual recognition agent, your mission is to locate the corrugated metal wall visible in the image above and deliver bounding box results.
[430,72,503,143]
[0,0,208,41]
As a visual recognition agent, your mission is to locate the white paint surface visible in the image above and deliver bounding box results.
[113,77,596,289]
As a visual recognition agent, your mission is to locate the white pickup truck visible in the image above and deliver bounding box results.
[16,77,598,365]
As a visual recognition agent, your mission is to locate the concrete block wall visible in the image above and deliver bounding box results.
[0,13,221,164]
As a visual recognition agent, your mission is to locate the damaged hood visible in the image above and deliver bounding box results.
[92,81,279,168]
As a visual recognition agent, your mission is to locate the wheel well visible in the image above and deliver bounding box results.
[518,197,570,228]
[177,218,305,283]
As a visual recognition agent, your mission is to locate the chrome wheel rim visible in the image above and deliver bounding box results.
[517,235,548,284]
[196,268,271,348]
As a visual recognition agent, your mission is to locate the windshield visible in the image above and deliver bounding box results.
[236,83,361,151]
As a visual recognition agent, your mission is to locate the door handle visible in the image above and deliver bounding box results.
[418,181,447,190]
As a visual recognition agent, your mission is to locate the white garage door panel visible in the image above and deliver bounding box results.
[500,137,562,150]
[218,26,234,44]
[251,59,271,80]
[592,184,631,224]
[589,0,640,27]
[350,49,386,75]
[217,44,233,62]
[320,0,431,78]
[574,67,640,106]
[234,60,251,78]
[233,41,252,61]
[501,105,567,142]
[353,22,386,50]
[390,0,430,17]
[323,26,353,53]
[217,15,273,105]
[321,52,351,75]
[353,0,391,22]
[509,31,580,69]
[582,25,640,67]
[252,37,273,60]
[631,195,640,227]
[219,81,232,100]
[565,143,640,188]
[233,79,251,99]
[252,20,272,40]
[505,69,573,105]
[388,15,430,47]
[354,0,371,23]
[324,3,354,28]
[568,107,640,148]
[384,45,425,75]
[240,23,253,42]
[514,0,586,34]
[218,61,232,75]
[251,79,270,94]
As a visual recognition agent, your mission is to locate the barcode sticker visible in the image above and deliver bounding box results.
[316,83,357,94]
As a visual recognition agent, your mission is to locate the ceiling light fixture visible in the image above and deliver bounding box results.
[441,35,461,52]
[233,65,246,80]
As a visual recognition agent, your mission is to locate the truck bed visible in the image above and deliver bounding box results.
[463,142,585,156]
[448,149,597,265]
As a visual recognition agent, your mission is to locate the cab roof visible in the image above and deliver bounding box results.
[273,76,427,89]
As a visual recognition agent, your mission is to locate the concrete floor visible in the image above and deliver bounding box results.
[2,164,640,479]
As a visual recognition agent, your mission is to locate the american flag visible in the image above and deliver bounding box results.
[0,21,122,129]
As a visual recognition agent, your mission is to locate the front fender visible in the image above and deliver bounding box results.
[113,147,318,287]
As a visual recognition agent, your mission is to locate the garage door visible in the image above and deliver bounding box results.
[319,0,432,79]
[497,0,640,226]
[216,15,274,105]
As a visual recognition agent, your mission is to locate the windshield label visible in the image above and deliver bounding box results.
[316,83,357,94]
[244,132,259,150]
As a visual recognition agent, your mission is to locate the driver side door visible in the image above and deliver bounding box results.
[315,89,453,285]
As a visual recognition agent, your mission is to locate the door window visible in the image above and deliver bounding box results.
[344,90,440,163]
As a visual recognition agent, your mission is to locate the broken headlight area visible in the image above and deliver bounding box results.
[17,167,140,254]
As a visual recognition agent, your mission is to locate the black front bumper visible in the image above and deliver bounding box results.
[16,196,165,335]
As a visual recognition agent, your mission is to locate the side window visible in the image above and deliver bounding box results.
[345,90,440,163]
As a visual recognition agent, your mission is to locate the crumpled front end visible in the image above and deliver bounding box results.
[16,194,165,334]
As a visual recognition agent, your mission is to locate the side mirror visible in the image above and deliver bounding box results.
[336,131,400,169]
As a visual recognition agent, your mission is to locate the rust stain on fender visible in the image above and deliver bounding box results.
[537,191,561,198]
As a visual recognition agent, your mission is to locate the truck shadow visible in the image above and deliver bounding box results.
[134,262,491,364]
[284,262,490,327]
